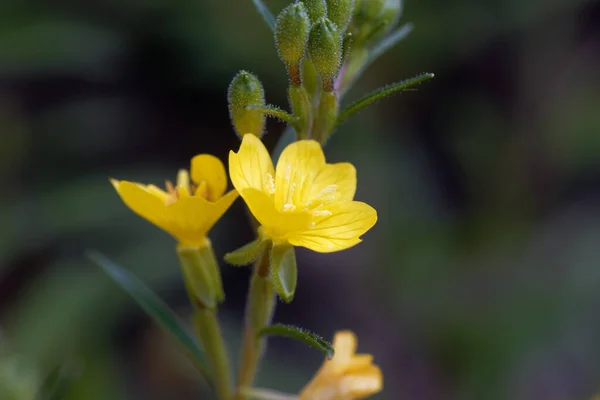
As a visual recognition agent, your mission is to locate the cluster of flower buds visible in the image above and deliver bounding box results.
[227,0,406,145]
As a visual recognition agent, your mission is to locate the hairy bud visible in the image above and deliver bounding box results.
[227,71,266,138]
[308,18,342,91]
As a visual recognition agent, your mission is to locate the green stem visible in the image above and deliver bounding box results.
[193,309,232,400]
[234,251,276,400]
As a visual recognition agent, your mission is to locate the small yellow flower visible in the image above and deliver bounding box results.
[111,154,238,246]
[228,134,377,253]
[299,331,383,400]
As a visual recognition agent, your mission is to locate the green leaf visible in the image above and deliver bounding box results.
[337,72,435,126]
[340,23,414,96]
[258,324,334,359]
[87,251,212,379]
[246,105,298,125]
[251,0,276,31]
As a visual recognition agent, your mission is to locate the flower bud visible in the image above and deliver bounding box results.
[308,18,342,91]
[314,91,339,143]
[276,2,311,85]
[300,0,328,24]
[227,71,266,138]
[355,0,385,23]
[367,0,403,41]
[288,86,312,138]
[326,0,355,33]
[301,57,319,98]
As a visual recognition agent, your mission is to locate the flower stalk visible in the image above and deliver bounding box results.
[235,250,276,400]
[178,243,232,400]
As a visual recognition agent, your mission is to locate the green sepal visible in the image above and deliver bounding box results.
[224,235,269,266]
[258,324,334,359]
[87,251,212,378]
[269,244,297,303]
[337,72,435,126]
[177,240,225,308]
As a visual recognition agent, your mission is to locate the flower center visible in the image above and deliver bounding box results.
[267,171,338,220]
[163,169,210,205]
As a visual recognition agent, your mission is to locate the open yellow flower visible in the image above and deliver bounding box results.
[228,134,377,253]
[111,154,238,247]
[299,331,383,400]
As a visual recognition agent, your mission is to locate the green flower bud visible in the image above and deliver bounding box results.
[227,71,266,138]
[326,0,355,33]
[301,57,319,98]
[300,0,327,24]
[308,18,342,91]
[288,86,312,138]
[314,91,339,143]
[367,0,402,41]
[355,0,385,22]
[275,2,311,82]
[351,0,385,43]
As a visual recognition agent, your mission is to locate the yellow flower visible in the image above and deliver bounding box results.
[299,331,383,400]
[111,154,238,246]
[228,134,377,253]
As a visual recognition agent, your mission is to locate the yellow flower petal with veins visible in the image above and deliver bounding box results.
[229,134,376,252]
[112,155,238,246]
[299,331,383,400]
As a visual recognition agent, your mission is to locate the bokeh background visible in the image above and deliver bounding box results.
[1,0,600,399]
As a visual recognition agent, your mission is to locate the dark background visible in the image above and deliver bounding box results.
[1,0,600,399]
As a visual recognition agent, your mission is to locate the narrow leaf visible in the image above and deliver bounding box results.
[251,0,276,31]
[258,324,334,359]
[246,105,298,125]
[340,23,414,96]
[337,72,435,126]
[87,251,212,378]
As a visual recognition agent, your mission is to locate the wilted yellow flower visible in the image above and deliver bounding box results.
[228,134,377,253]
[111,155,238,246]
[299,331,383,400]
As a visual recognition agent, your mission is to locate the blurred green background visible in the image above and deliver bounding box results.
[1,0,600,399]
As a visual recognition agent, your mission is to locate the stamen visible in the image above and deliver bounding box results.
[312,210,332,217]
[177,169,190,191]
[264,173,276,195]
[283,203,296,212]
[165,180,175,194]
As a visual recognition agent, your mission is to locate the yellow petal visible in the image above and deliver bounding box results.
[112,180,172,233]
[288,201,377,253]
[274,140,325,209]
[229,134,274,195]
[338,365,383,399]
[166,189,238,246]
[191,154,227,201]
[309,162,357,203]
[240,188,311,241]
